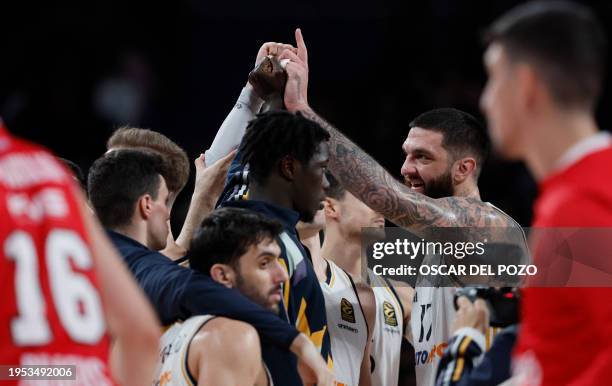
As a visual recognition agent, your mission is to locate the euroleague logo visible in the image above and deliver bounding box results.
[383,301,398,326]
[340,298,356,323]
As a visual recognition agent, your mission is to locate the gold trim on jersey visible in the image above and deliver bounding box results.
[278,258,290,309]
[452,336,472,381]
[180,340,196,386]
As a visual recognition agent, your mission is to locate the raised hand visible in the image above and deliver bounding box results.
[175,150,236,251]
[249,42,296,101]
[281,28,310,113]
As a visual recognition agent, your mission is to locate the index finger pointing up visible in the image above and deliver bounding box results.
[296,28,308,64]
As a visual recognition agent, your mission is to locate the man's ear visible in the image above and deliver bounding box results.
[516,63,541,114]
[279,155,298,182]
[137,194,153,220]
[453,157,477,184]
[324,197,340,220]
[209,264,236,288]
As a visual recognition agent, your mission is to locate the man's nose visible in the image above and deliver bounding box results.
[322,172,330,190]
[401,157,417,177]
[273,259,289,283]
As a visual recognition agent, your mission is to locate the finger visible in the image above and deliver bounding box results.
[257,42,276,57]
[263,41,278,50]
[218,149,237,167]
[195,153,206,168]
[284,61,305,78]
[264,43,296,57]
[279,49,304,67]
[295,28,308,64]
[275,43,297,55]
[266,43,283,56]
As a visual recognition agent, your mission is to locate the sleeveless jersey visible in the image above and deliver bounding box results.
[320,260,368,386]
[155,315,272,386]
[368,270,404,386]
[411,203,526,386]
[411,284,456,386]
[0,123,114,385]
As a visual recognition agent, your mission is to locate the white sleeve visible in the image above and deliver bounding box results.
[203,85,265,165]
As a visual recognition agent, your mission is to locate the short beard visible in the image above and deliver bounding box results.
[235,271,279,313]
[423,170,454,199]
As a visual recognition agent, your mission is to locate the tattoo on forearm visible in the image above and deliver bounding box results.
[300,108,515,235]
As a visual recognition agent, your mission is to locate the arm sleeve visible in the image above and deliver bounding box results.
[204,86,264,165]
[130,254,299,349]
[180,270,300,349]
[435,326,515,386]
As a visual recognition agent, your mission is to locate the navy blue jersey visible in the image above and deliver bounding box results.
[218,154,331,385]
[107,230,299,349]
[435,325,516,386]
[216,150,249,206]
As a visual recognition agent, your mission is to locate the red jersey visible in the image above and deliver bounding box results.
[514,143,612,386]
[0,123,115,385]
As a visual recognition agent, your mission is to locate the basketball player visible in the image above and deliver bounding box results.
[280,29,527,386]
[106,127,234,260]
[220,110,333,385]
[87,149,335,386]
[207,35,406,385]
[323,171,414,386]
[154,208,288,386]
[295,199,376,386]
[0,121,160,386]
[482,1,612,384]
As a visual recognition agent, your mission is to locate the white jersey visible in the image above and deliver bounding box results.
[411,242,520,385]
[411,284,456,386]
[154,315,216,386]
[321,260,368,386]
[368,270,404,386]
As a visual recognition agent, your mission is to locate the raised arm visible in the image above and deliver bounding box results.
[175,151,235,251]
[279,30,490,233]
[204,42,296,164]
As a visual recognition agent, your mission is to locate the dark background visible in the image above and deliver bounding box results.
[1,0,611,230]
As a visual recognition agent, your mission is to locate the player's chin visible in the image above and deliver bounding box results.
[300,208,317,223]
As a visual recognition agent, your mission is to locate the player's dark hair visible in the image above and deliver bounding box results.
[58,157,86,191]
[188,207,283,275]
[485,0,606,110]
[325,171,346,200]
[88,149,166,228]
[240,111,330,184]
[409,108,489,178]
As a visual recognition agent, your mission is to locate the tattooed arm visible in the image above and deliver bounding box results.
[280,29,509,233]
[305,108,504,229]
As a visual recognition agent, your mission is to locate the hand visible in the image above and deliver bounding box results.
[280,28,310,113]
[249,42,296,101]
[290,334,336,386]
[451,296,489,335]
[193,150,235,202]
[254,42,296,68]
[248,56,287,102]
[175,150,236,251]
